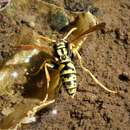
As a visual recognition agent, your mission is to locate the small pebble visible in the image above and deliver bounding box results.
[49,10,69,31]
[51,109,57,115]
[119,72,130,82]
[0,0,11,11]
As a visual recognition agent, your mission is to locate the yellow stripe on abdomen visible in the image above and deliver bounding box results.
[60,61,77,96]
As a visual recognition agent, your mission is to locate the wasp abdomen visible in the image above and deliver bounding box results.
[59,61,77,96]
[55,41,77,96]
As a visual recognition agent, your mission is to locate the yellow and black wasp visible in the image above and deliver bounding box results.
[2,12,117,127]
[18,11,117,101]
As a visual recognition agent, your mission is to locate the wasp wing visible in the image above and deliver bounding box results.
[16,44,54,59]
[69,22,105,44]
[64,12,105,49]
[0,67,60,129]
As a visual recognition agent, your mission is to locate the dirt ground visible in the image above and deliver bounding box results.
[0,0,130,130]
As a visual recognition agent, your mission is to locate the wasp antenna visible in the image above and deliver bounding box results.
[81,62,117,93]
[75,50,117,94]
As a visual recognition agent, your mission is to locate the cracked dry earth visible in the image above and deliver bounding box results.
[0,0,130,130]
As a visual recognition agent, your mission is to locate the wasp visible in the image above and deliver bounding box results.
[0,11,118,130]
[18,11,117,101]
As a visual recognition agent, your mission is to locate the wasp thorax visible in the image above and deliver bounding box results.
[55,41,70,61]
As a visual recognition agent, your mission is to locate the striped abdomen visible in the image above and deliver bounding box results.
[59,61,77,96]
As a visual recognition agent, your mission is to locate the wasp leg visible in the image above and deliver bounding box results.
[40,61,56,88]
[63,27,77,41]
[44,62,53,88]
[27,94,55,119]
[32,61,47,76]
[73,49,117,93]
